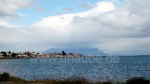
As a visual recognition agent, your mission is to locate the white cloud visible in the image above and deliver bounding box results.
[0,0,150,55]
[0,0,32,19]
[0,0,33,51]
[31,0,150,55]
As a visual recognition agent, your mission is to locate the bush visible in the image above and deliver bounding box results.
[0,72,25,82]
[2,72,10,78]
[102,82,113,84]
[126,77,149,84]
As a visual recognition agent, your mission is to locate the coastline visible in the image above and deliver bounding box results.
[0,55,150,60]
[0,57,30,60]
[0,57,84,60]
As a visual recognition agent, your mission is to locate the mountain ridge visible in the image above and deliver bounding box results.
[44,47,105,56]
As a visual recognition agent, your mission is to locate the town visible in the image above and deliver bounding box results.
[0,51,82,59]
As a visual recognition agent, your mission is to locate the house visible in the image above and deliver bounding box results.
[0,53,3,58]
[17,53,28,58]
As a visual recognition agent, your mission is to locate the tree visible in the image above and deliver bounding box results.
[69,53,74,55]
[25,51,31,56]
[11,53,18,58]
[8,51,11,54]
[62,51,67,55]
[1,51,7,57]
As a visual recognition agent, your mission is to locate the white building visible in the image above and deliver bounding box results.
[17,53,28,58]
[0,53,3,58]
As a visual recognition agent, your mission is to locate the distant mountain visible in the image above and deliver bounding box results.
[44,47,105,56]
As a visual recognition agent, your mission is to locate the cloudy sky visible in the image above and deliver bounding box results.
[0,0,150,55]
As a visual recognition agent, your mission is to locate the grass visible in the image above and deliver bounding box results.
[0,72,149,84]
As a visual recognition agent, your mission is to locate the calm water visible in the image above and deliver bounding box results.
[0,56,150,81]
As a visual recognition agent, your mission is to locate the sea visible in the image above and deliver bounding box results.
[0,56,150,81]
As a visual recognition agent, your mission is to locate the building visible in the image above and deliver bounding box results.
[17,53,28,58]
[0,53,3,58]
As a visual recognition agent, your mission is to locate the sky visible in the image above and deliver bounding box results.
[0,0,150,55]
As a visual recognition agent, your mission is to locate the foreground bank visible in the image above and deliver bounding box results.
[0,72,149,84]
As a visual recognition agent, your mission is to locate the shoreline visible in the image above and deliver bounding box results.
[0,55,150,60]
[0,57,30,60]
[0,57,84,60]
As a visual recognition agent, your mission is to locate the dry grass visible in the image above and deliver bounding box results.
[0,72,150,84]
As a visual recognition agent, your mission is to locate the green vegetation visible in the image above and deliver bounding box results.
[0,72,149,84]
[0,72,26,84]
[126,77,149,84]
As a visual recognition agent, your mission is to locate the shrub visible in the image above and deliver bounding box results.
[126,77,149,84]
[2,72,10,78]
[0,72,25,82]
[102,82,113,84]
